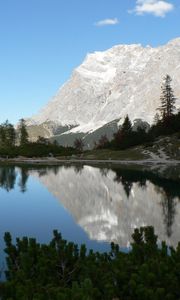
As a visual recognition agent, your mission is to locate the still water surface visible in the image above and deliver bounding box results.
[0,164,180,256]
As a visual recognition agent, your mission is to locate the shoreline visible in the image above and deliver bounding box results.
[0,157,180,166]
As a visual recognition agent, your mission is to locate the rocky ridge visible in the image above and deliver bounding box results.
[27,38,180,147]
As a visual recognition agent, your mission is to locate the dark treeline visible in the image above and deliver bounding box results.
[0,74,179,156]
[95,110,180,151]
[0,118,76,158]
[0,119,28,148]
[95,75,180,151]
[0,226,180,299]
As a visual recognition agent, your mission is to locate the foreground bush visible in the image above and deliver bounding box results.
[0,226,180,299]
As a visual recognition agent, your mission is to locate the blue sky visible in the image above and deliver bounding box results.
[0,0,179,123]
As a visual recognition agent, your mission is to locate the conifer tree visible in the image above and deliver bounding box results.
[74,138,84,152]
[158,75,176,120]
[96,134,109,149]
[0,120,16,147]
[0,124,6,146]
[6,122,16,147]
[19,119,29,146]
[121,115,132,135]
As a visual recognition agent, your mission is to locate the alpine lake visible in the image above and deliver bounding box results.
[0,162,180,267]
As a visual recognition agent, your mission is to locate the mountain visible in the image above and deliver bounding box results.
[27,38,180,147]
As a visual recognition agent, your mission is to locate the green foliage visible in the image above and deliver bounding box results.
[96,76,179,152]
[121,114,132,134]
[0,226,180,299]
[18,142,76,157]
[18,118,29,146]
[149,111,180,138]
[95,134,109,149]
[99,109,180,151]
[74,138,84,152]
[0,120,16,148]
[110,115,150,150]
[115,111,179,152]
[0,119,77,158]
[0,74,179,156]
[0,141,76,158]
[158,75,176,120]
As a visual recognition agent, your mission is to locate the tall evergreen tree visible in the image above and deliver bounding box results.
[6,121,16,147]
[0,120,16,147]
[121,115,132,135]
[74,138,84,152]
[19,119,29,146]
[0,124,6,147]
[158,75,176,120]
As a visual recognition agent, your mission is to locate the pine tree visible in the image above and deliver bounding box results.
[121,115,132,135]
[19,119,29,146]
[0,124,6,146]
[0,120,16,147]
[6,122,16,147]
[158,75,176,120]
[74,138,84,152]
[96,134,109,149]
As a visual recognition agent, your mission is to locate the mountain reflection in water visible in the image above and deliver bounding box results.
[31,164,180,247]
[0,164,180,248]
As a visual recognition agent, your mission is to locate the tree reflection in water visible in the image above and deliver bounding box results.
[112,167,180,238]
[0,164,180,241]
[0,166,16,192]
[18,167,29,193]
[162,194,176,237]
[0,166,29,193]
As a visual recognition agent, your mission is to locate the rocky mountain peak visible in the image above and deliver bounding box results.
[27,38,180,146]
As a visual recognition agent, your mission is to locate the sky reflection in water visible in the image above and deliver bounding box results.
[0,164,180,257]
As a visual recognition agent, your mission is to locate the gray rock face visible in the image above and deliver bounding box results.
[28,38,180,145]
[50,119,120,149]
